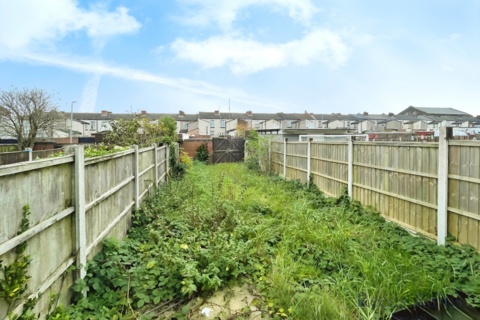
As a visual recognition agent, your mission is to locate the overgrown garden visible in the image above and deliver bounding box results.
[31,161,479,319]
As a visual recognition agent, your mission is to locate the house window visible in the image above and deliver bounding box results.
[210,120,215,128]
[220,120,225,128]
[210,130,215,136]
[183,122,188,129]
[287,120,292,128]
[255,121,259,128]
[318,121,322,128]
[346,121,351,128]
[90,121,96,130]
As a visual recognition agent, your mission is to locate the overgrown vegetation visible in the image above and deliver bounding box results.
[29,162,479,319]
[102,113,177,148]
[42,143,129,159]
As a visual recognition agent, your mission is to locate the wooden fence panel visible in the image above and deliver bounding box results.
[271,141,284,175]
[0,159,75,319]
[352,142,438,238]
[0,144,177,318]
[285,142,308,183]
[448,142,480,251]
[138,148,156,200]
[311,142,348,197]
[266,138,480,251]
[84,152,135,258]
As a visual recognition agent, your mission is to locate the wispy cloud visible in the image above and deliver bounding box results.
[80,73,102,112]
[176,0,319,30]
[20,53,286,109]
[171,29,350,74]
[0,0,141,49]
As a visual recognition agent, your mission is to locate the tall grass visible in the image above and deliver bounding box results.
[167,163,480,319]
[64,162,480,319]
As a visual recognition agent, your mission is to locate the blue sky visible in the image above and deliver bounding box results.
[0,0,479,115]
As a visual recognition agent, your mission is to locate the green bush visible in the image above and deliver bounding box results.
[194,144,210,163]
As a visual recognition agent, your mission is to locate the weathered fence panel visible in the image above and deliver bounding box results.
[311,142,348,197]
[268,136,480,252]
[0,143,176,319]
[448,141,480,250]
[353,142,438,238]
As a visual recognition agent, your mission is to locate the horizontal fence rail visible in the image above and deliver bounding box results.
[268,129,480,252]
[0,143,176,319]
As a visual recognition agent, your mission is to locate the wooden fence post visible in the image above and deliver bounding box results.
[153,143,158,187]
[307,138,311,186]
[437,127,451,245]
[348,137,353,198]
[133,145,140,210]
[283,138,288,178]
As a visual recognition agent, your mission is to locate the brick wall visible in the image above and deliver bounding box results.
[180,139,213,163]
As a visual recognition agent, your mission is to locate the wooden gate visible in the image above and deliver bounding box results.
[212,138,245,163]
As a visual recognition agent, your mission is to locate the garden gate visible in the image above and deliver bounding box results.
[212,137,245,163]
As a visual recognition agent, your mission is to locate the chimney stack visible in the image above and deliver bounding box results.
[363,112,369,116]
[141,110,147,115]
[179,110,185,116]
[388,112,394,116]
[246,111,252,116]
[214,110,220,115]
[305,110,308,114]
[101,110,109,116]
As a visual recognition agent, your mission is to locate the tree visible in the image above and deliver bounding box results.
[103,113,161,147]
[0,87,65,150]
[158,116,178,142]
[235,121,249,137]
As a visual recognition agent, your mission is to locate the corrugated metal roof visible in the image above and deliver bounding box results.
[413,107,470,115]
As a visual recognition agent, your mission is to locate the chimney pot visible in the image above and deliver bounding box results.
[214,110,220,115]
[101,110,108,116]
[141,110,147,115]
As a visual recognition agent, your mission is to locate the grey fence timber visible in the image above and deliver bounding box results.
[0,143,176,319]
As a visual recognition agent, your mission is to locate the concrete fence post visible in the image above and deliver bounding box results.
[437,126,451,245]
[65,145,87,296]
[283,138,288,178]
[166,144,170,183]
[244,140,248,159]
[307,138,311,186]
[268,139,272,175]
[153,143,158,187]
[133,145,140,210]
[348,137,353,199]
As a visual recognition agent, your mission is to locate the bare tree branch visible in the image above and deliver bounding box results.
[0,87,65,149]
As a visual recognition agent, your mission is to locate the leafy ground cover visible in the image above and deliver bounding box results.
[56,162,479,320]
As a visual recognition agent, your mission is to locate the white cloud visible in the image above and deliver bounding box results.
[0,0,141,49]
[449,33,460,41]
[176,0,319,29]
[171,29,350,74]
[18,53,286,109]
[80,73,102,112]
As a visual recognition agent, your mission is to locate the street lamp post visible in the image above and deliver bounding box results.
[70,101,77,144]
